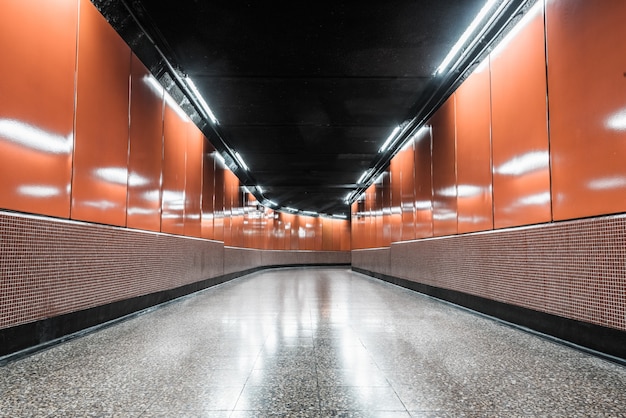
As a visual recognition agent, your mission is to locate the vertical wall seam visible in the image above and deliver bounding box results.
[542,0,555,223]
[69,0,81,221]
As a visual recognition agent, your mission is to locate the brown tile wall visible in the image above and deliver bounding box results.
[0,210,224,330]
[224,247,351,275]
[0,210,351,331]
[354,213,626,332]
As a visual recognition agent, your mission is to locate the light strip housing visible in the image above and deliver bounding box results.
[185,76,219,125]
[379,126,401,152]
[435,0,500,75]
[234,152,249,171]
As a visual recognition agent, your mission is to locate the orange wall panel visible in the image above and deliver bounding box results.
[364,185,376,248]
[399,143,416,241]
[431,96,458,237]
[389,156,403,243]
[413,126,433,239]
[184,124,203,238]
[381,170,392,246]
[161,100,188,235]
[127,56,163,232]
[223,169,241,246]
[490,3,552,229]
[546,0,626,220]
[0,0,77,218]
[72,0,130,227]
[213,162,225,242]
[455,60,494,233]
[184,126,204,238]
[201,140,216,240]
[322,217,334,251]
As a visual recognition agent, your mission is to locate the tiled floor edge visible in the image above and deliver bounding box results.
[352,266,626,366]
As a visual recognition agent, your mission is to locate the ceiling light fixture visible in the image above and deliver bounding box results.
[379,126,401,152]
[301,210,318,217]
[435,0,500,75]
[357,169,371,185]
[234,152,249,171]
[184,76,219,125]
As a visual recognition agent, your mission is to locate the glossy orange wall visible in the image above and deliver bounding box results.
[413,126,433,239]
[389,156,403,243]
[161,99,188,235]
[213,162,225,242]
[399,143,416,241]
[546,0,626,220]
[382,171,393,246]
[490,3,552,229]
[184,124,203,238]
[201,140,216,240]
[72,0,130,227]
[431,96,458,237]
[127,55,163,232]
[0,0,76,219]
[455,60,494,233]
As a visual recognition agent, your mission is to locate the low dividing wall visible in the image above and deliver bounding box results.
[353,213,626,361]
[0,210,350,360]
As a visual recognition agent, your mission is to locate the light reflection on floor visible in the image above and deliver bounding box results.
[1,267,626,417]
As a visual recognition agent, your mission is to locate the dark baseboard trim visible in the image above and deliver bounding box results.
[0,263,349,365]
[353,267,626,366]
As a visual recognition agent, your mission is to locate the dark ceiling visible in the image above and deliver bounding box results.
[95,0,528,217]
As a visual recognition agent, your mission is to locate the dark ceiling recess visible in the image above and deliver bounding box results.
[94,0,531,217]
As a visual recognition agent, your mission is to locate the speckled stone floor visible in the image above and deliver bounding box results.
[1,267,626,417]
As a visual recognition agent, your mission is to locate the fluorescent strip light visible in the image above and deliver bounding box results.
[332,214,347,219]
[185,76,219,125]
[234,152,249,171]
[357,169,371,184]
[379,126,401,152]
[301,210,318,216]
[284,207,298,212]
[435,0,499,75]
[256,186,264,194]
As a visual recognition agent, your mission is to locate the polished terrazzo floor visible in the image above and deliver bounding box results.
[2,267,626,417]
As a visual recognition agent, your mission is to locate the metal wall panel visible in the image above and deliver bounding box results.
[546,0,626,220]
[389,155,403,243]
[431,96,458,237]
[0,0,77,218]
[213,162,225,242]
[201,140,216,240]
[399,143,416,241]
[413,126,433,239]
[455,60,494,233]
[161,98,188,235]
[72,0,130,227]
[490,3,552,229]
[127,55,163,232]
[183,124,203,238]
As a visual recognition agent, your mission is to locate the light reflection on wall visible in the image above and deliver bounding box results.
[17,185,62,198]
[588,176,626,191]
[0,119,72,154]
[605,108,626,131]
[495,151,549,176]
